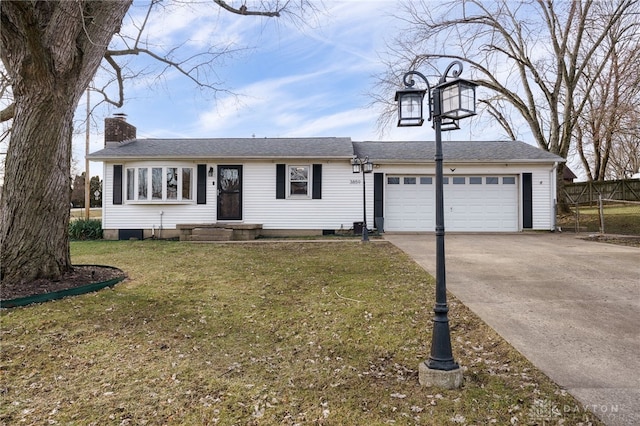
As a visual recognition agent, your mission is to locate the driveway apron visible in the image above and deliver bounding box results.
[384,233,640,426]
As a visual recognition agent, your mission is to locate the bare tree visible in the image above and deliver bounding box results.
[606,104,640,179]
[0,0,315,290]
[574,2,640,181]
[374,0,639,205]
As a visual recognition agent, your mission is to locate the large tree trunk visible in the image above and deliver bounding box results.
[0,87,76,286]
[0,1,131,289]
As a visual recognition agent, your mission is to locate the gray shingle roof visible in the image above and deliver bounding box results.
[88,137,355,160]
[88,137,564,163]
[353,140,565,163]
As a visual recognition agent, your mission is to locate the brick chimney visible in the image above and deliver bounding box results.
[105,113,136,147]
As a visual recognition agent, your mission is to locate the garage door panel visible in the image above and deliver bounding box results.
[385,177,434,231]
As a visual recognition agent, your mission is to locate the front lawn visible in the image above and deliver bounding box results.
[1,241,601,425]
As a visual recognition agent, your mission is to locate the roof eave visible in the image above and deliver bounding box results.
[366,158,565,164]
[88,155,355,161]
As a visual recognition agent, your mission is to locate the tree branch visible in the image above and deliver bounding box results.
[212,0,281,17]
[101,53,125,108]
[479,99,517,141]
[0,103,15,122]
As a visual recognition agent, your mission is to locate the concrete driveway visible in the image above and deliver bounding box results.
[384,233,640,426]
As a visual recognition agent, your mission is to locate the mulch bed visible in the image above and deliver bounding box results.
[1,265,126,301]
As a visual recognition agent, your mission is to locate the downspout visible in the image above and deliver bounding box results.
[550,162,559,231]
[159,210,164,239]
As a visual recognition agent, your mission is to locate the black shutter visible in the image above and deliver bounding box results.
[312,164,322,199]
[113,165,123,205]
[523,173,533,228]
[374,172,384,218]
[276,164,286,199]
[197,164,207,204]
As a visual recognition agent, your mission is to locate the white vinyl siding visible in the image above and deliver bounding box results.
[102,160,367,232]
[243,162,366,230]
[532,170,554,230]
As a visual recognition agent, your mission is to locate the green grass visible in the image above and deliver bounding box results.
[558,204,640,235]
[1,241,602,425]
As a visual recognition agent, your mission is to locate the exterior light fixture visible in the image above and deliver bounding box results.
[436,78,477,120]
[208,166,214,177]
[395,88,428,127]
[394,60,477,389]
[396,61,477,128]
[351,156,373,242]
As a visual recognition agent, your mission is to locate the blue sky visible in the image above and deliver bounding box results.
[77,0,509,178]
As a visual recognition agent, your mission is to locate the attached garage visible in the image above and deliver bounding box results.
[355,140,564,233]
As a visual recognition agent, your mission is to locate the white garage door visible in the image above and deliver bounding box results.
[385,175,518,232]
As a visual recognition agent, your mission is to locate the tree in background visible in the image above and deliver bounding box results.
[71,174,103,208]
[573,2,640,181]
[375,0,639,200]
[0,1,314,290]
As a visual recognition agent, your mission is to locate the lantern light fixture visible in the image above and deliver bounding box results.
[396,61,477,129]
[351,156,373,242]
[394,60,477,389]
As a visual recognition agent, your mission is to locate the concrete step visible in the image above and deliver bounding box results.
[189,228,233,241]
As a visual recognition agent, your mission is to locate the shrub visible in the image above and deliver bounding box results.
[69,218,103,240]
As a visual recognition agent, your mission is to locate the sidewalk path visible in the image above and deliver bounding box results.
[384,233,640,426]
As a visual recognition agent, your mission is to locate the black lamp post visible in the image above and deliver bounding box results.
[351,156,373,242]
[395,61,477,386]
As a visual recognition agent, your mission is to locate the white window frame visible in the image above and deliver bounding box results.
[288,165,310,198]
[125,164,195,203]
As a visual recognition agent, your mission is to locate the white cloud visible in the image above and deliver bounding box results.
[282,107,374,138]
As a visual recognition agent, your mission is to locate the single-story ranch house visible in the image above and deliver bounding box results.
[88,116,564,240]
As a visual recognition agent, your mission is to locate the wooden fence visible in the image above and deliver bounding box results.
[563,179,640,205]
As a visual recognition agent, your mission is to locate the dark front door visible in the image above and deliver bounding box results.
[217,165,242,221]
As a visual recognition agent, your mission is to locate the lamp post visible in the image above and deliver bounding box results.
[395,60,477,388]
[351,156,373,242]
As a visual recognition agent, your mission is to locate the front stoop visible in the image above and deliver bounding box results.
[177,224,262,241]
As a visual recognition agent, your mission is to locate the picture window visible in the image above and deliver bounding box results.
[125,166,193,202]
